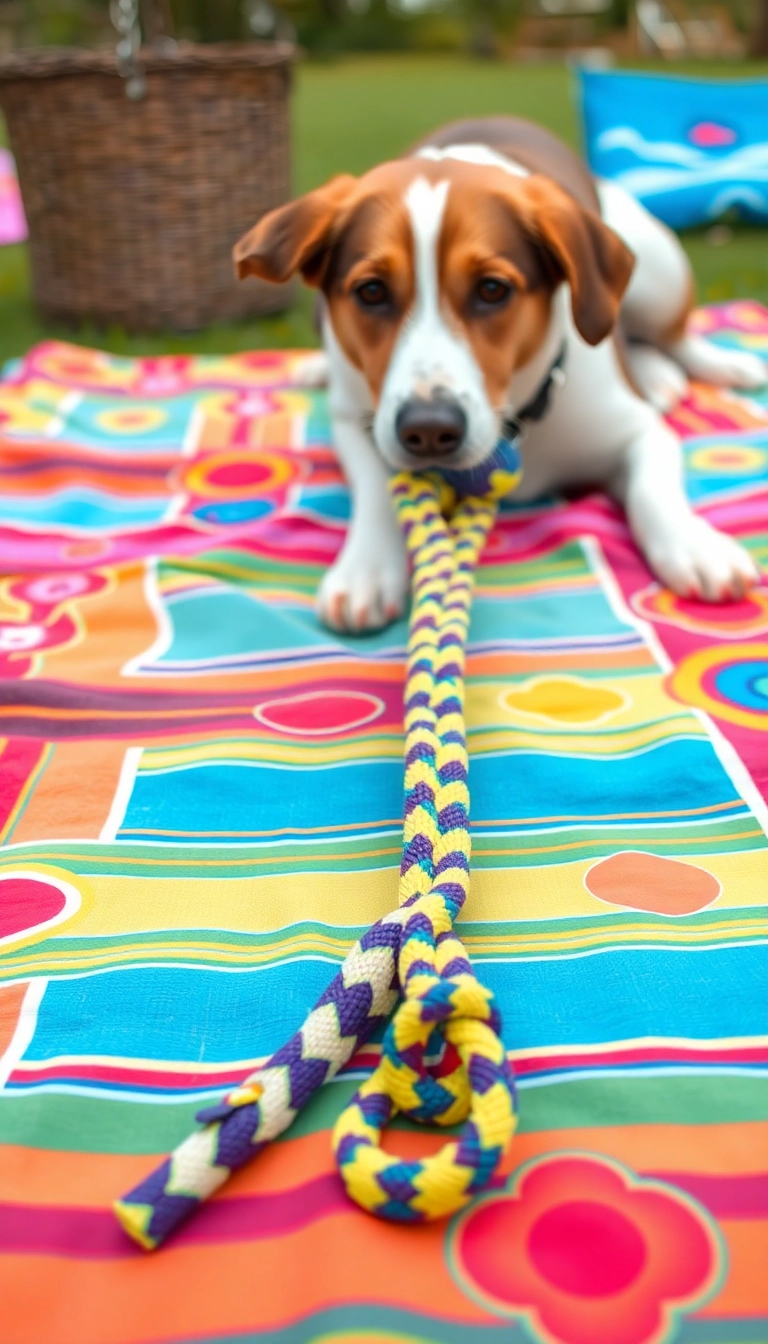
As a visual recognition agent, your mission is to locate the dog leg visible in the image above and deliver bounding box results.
[624,343,689,412]
[317,414,408,633]
[615,418,761,601]
[667,332,767,391]
[599,181,768,395]
[293,351,330,388]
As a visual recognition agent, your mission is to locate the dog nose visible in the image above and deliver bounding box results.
[395,397,466,458]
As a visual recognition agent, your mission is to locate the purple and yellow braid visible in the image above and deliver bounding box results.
[115,456,519,1248]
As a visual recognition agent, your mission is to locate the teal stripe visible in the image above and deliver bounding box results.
[1,906,763,982]
[11,902,765,949]
[142,1304,768,1344]
[162,554,324,596]
[170,1305,529,1342]
[0,816,762,880]
[679,1324,768,1343]
[0,1091,204,1154]
[0,838,403,880]
[168,540,592,597]
[3,1074,767,1155]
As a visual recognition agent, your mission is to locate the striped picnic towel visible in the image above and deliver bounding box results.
[0,302,766,1344]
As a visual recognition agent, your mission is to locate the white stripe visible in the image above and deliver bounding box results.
[0,978,47,1091]
[582,533,674,673]
[517,1064,766,1089]
[122,558,173,677]
[583,534,768,838]
[691,708,768,840]
[476,940,766,964]
[4,1082,225,1104]
[99,746,143,842]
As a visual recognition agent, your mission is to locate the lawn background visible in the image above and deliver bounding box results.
[1,55,767,363]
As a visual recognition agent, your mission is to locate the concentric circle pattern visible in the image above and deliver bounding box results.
[448,1154,722,1344]
[670,643,768,732]
[689,443,767,474]
[184,450,299,501]
[95,405,168,435]
[633,584,768,639]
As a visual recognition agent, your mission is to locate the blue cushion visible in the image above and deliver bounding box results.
[578,69,768,230]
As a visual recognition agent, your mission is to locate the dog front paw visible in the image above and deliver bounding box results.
[317,545,408,633]
[706,349,767,390]
[648,517,761,602]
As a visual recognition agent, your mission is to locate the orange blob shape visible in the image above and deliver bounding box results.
[585,851,720,916]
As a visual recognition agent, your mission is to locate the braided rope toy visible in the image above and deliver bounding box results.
[115,442,521,1248]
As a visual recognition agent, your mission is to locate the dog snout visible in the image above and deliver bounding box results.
[395,397,466,459]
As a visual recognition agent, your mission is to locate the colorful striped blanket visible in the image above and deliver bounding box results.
[0,303,766,1344]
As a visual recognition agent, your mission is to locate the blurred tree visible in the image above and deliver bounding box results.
[167,0,524,51]
[752,0,768,54]
[170,0,246,40]
[13,0,110,45]
[457,0,522,55]
[10,0,706,54]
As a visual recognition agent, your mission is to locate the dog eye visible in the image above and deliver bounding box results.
[475,277,513,308]
[354,279,390,309]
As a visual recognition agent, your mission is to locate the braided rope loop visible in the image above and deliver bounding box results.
[114,465,518,1248]
[332,474,517,1222]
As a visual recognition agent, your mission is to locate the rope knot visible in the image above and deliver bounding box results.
[331,976,516,1220]
[332,941,515,1221]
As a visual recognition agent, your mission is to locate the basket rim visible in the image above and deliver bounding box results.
[0,40,296,83]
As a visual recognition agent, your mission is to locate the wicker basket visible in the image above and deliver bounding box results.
[0,43,295,331]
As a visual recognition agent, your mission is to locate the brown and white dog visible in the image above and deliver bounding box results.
[234,117,766,632]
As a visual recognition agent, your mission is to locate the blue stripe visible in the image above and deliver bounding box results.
[120,738,746,841]
[24,943,768,1064]
[153,583,632,674]
[156,590,408,664]
[0,488,170,529]
[469,589,630,642]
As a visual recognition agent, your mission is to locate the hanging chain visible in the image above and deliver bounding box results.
[245,0,278,39]
[110,0,147,101]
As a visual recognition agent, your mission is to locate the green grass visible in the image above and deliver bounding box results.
[1,54,768,363]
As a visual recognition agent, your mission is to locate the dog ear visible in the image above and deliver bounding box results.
[517,176,635,346]
[233,175,358,287]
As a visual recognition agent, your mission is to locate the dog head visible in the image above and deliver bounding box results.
[234,156,633,470]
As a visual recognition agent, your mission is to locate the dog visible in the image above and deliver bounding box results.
[234,116,766,633]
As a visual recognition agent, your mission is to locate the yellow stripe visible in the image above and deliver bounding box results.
[140,736,404,769]
[3,914,762,980]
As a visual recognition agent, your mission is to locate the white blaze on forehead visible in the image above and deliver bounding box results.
[405,175,450,327]
[372,174,499,469]
[416,142,529,180]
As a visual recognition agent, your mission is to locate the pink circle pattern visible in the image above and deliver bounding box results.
[447,1154,723,1344]
[254,690,385,737]
[0,871,81,945]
